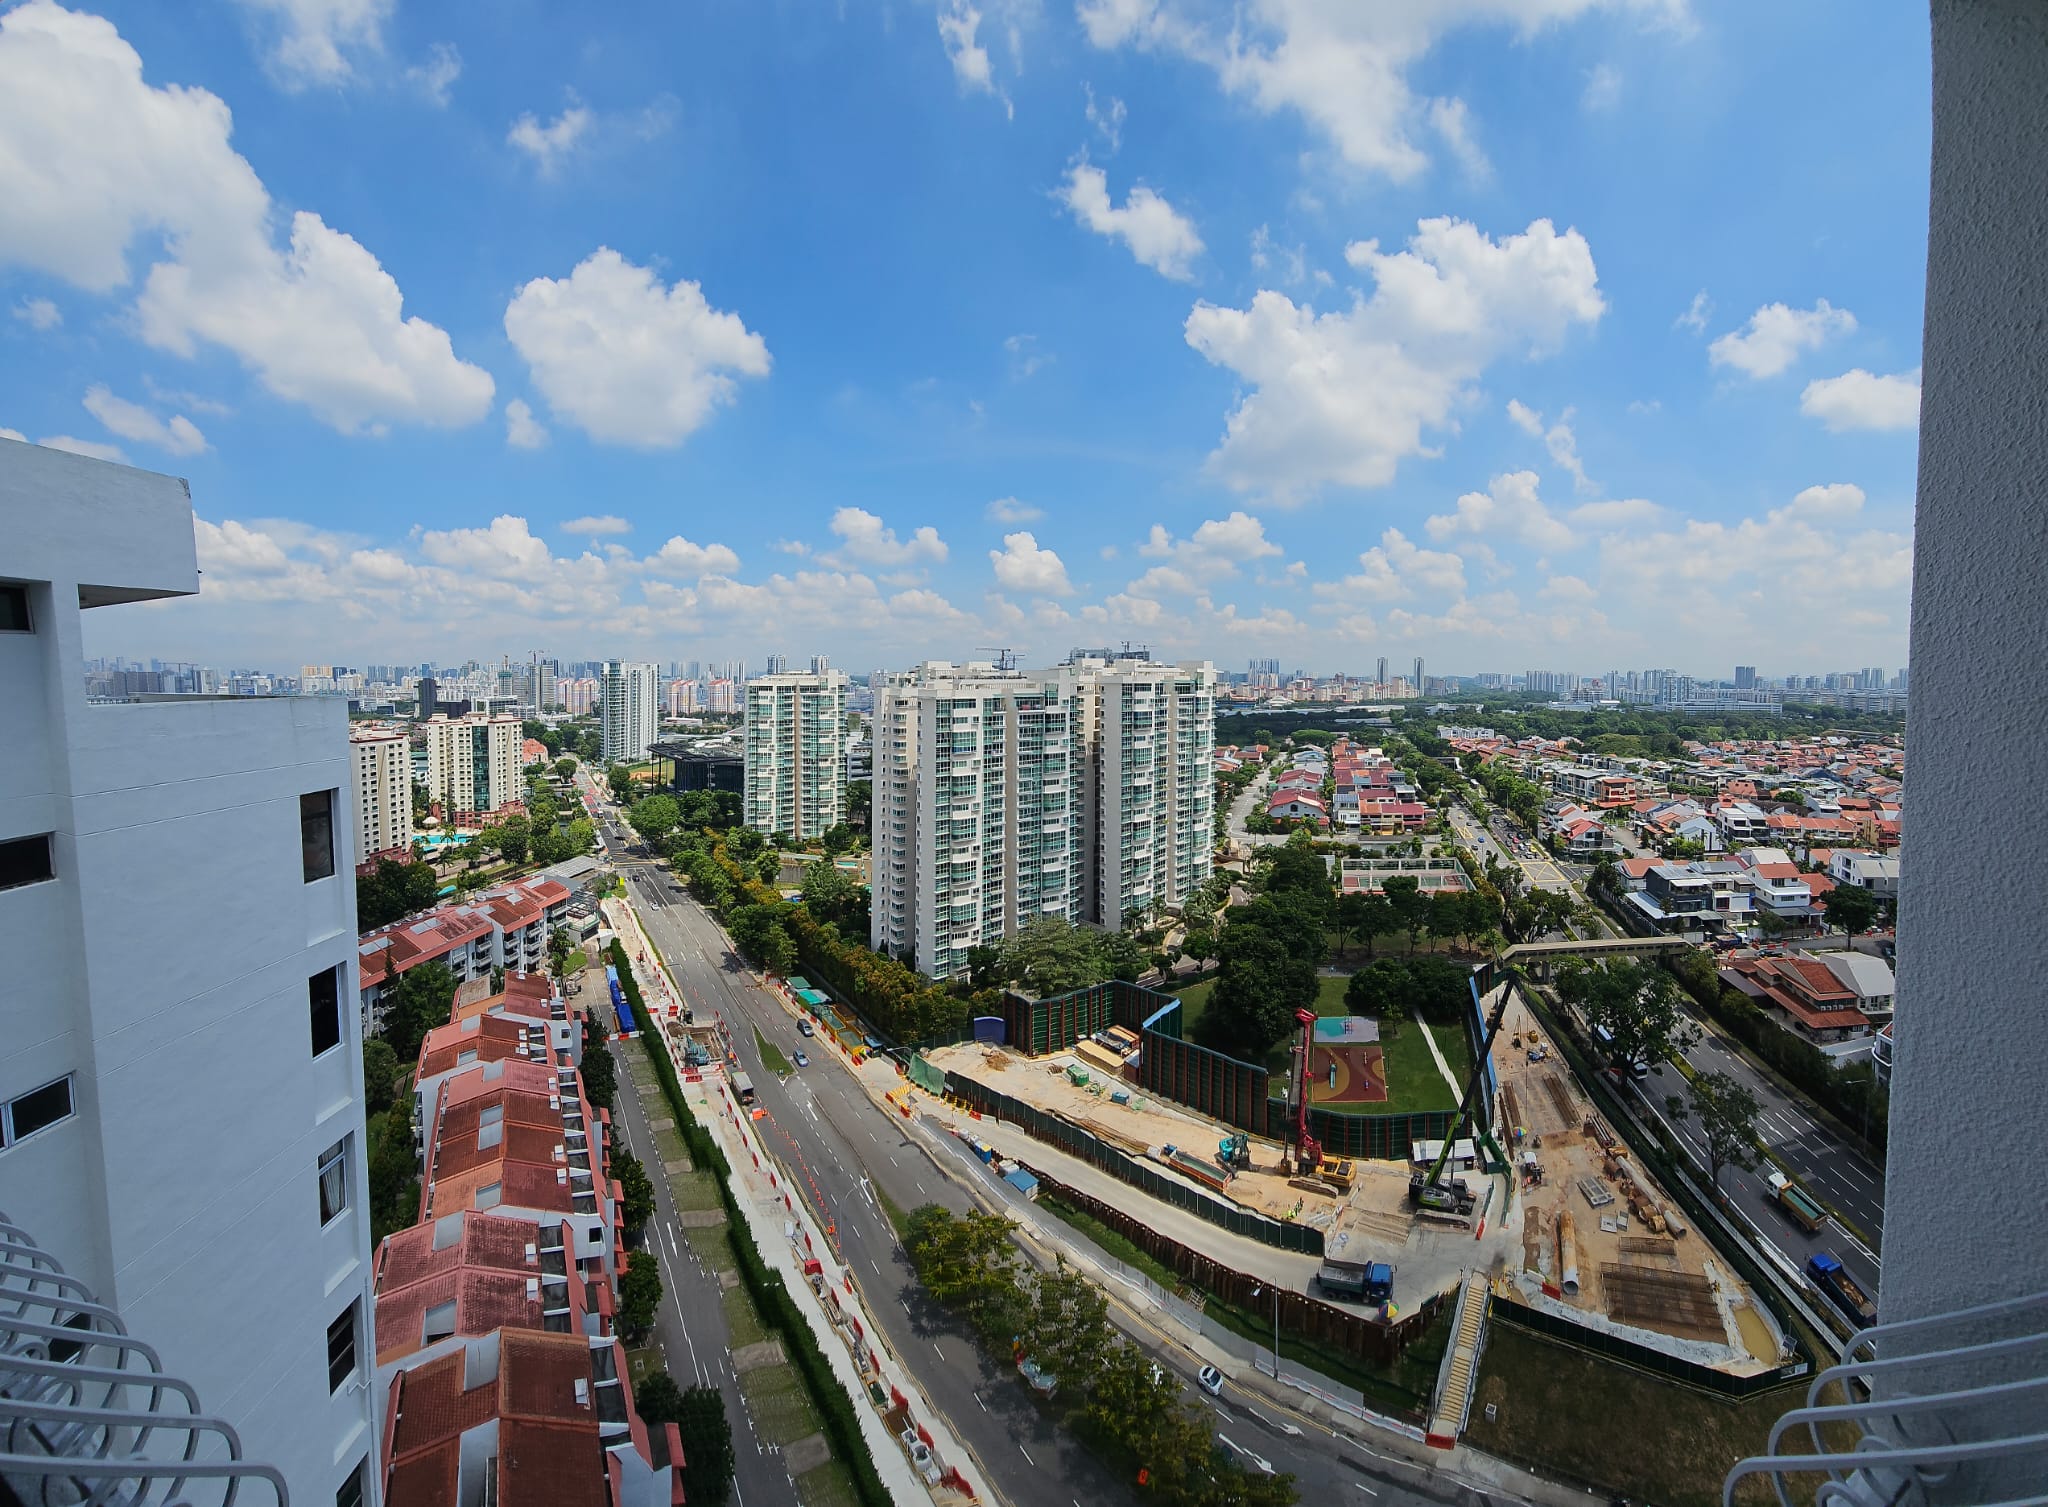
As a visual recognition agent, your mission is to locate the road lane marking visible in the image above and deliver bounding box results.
[1018,1445,1034,1465]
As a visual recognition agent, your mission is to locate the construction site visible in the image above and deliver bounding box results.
[918,977,1788,1384]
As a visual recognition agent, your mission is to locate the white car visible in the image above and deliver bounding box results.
[1197,1365,1224,1396]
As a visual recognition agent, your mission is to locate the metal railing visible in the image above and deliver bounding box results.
[1724,1286,2048,1506]
[0,1210,288,1506]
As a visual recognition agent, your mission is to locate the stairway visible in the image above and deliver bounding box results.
[1426,1272,1489,1448]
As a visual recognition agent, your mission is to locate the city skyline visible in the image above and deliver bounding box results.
[3,1,1925,674]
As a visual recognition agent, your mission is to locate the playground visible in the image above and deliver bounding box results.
[1305,1016,1389,1106]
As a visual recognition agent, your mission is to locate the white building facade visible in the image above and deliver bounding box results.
[743,670,848,840]
[350,723,414,862]
[1078,659,1218,930]
[0,441,381,1504]
[599,659,658,764]
[420,712,522,825]
[871,666,1083,978]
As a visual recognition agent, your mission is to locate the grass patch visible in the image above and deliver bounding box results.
[754,1026,794,1077]
[741,1359,825,1445]
[1037,1193,1441,1416]
[1465,1321,1823,1506]
[794,1461,863,1507]
[874,1184,913,1241]
[624,1344,664,1387]
[1172,976,1218,1036]
[670,1170,725,1213]
[722,1282,774,1349]
[687,1223,737,1269]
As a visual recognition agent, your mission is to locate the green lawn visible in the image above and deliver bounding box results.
[564,948,588,973]
[1172,973,1469,1115]
[754,1026,794,1077]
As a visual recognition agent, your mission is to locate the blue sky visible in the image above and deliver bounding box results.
[0,0,1929,677]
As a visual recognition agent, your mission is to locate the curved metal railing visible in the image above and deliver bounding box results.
[1724,1287,2048,1506]
[0,1211,288,1507]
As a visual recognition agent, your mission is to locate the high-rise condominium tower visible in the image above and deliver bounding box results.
[1,441,380,1504]
[743,670,848,840]
[350,723,414,862]
[600,660,658,764]
[421,712,523,823]
[872,656,1216,978]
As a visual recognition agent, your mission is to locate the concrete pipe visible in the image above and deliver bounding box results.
[1557,1211,1581,1298]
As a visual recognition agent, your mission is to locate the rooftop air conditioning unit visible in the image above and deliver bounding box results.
[526,1278,540,1301]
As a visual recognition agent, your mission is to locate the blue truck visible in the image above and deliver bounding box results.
[605,964,635,1036]
[1806,1251,1877,1328]
[1314,1259,1394,1306]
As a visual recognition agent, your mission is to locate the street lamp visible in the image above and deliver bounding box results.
[1249,1283,1280,1379]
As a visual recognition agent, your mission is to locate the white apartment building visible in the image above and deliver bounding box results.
[600,660,658,764]
[350,723,414,862]
[0,441,380,1504]
[743,670,848,840]
[1077,658,1218,930]
[873,657,1215,978]
[421,712,522,825]
[871,665,1082,977]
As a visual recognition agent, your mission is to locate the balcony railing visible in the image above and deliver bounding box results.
[1723,1286,2048,1506]
[1,1208,288,1505]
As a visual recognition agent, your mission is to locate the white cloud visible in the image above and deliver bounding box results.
[505,398,548,449]
[233,0,390,88]
[644,534,743,578]
[1325,527,1467,601]
[507,102,594,176]
[1136,511,1283,578]
[1425,471,1574,552]
[561,515,631,537]
[37,434,127,463]
[1057,162,1203,281]
[82,385,207,456]
[990,531,1073,594]
[1541,573,1598,602]
[1248,225,1321,288]
[1076,0,1690,179]
[1185,216,1605,501]
[1784,482,1866,519]
[0,428,24,442]
[1084,83,1126,151]
[1003,333,1050,379]
[939,0,1011,117]
[1567,497,1664,530]
[1425,96,1490,181]
[1709,298,1856,379]
[1505,401,1597,494]
[1800,368,1921,432]
[12,297,60,330]
[985,497,1044,524]
[418,514,554,575]
[0,4,494,434]
[1506,397,1543,436]
[405,42,461,107]
[1582,62,1621,111]
[1674,288,1711,333]
[504,248,770,448]
[827,506,948,566]
[771,538,808,556]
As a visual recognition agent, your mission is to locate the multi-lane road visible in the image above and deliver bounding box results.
[590,811,1498,1507]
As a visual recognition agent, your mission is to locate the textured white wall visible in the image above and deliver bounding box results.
[1888,0,2048,1326]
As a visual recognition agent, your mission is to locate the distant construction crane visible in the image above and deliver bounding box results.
[975,645,1022,672]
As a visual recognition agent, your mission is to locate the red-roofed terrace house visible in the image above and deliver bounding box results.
[1719,954,1872,1043]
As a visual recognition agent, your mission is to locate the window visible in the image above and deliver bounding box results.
[326,1306,358,1393]
[336,1458,367,1507]
[0,584,28,632]
[0,834,54,892]
[300,791,336,883]
[318,1138,349,1225]
[1,1076,74,1149]
[309,968,342,1058]
[474,1181,502,1211]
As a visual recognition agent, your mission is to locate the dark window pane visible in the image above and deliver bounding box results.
[326,1308,357,1392]
[0,834,54,891]
[301,791,335,883]
[10,1077,72,1140]
[309,968,342,1057]
[336,1459,367,1507]
[0,585,28,632]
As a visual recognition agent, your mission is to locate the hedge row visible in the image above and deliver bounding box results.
[628,1014,891,1507]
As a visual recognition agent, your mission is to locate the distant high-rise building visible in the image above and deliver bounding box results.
[1412,656,1426,695]
[600,661,659,763]
[1734,665,1758,689]
[422,713,523,823]
[810,653,831,674]
[4,442,378,1503]
[417,674,438,717]
[350,724,414,862]
[744,671,849,840]
[524,655,557,712]
[764,653,790,676]
[1377,655,1389,687]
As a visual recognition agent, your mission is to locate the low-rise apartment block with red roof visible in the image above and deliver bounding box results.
[1719,953,1872,1043]
[358,875,574,1030]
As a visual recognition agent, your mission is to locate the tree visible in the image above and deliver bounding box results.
[1196,898,1320,1060]
[753,850,781,887]
[362,1038,400,1114]
[1556,959,1698,1071]
[357,855,443,931]
[617,1255,662,1340]
[552,756,576,780]
[1381,874,1430,951]
[386,961,458,1062]
[996,917,1108,996]
[548,927,573,978]
[607,763,636,803]
[632,1370,685,1424]
[628,794,681,844]
[845,778,872,831]
[1823,883,1879,938]
[495,815,530,866]
[799,860,866,934]
[579,1043,617,1111]
[675,1385,737,1506]
[1345,958,1413,1022]
[820,822,856,857]
[368,1108,420,1243]
[612,1147,657,1233]
[965,944,1003,991]
[565,817,596,855]
[1667,1069,1763,1192]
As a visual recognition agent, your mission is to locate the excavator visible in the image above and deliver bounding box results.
[1218,1132,1252,1171]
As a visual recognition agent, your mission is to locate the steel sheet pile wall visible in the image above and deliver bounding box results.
[1140,1031,1274,1136]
